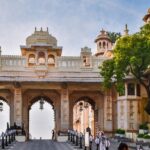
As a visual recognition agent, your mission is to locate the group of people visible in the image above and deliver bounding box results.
[94,131,111,150]
[90,131,129,150]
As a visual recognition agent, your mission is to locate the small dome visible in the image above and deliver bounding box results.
[26,28,57,47]
[95,29,111,43]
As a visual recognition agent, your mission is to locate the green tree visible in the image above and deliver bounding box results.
[107,32,121,43]
[100,24,150,114]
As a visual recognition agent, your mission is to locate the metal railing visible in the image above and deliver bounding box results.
[0,129,16,149]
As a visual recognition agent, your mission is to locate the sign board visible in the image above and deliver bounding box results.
[84,132,89,147]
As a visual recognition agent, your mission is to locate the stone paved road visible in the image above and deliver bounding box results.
[0,140,136,150]
[9,140,73,150]
[70,141,135,150]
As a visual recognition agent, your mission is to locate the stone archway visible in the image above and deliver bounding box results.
[69,91,104,136]
[0,90,14,126]
[22,90,61,140]
[0,95,12,133]
[29,96,55,139]
[73,96,95,135]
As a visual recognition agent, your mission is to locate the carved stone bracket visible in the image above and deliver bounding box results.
[35,65,48,78]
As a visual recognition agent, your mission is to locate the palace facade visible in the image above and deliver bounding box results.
[0,9,150,139]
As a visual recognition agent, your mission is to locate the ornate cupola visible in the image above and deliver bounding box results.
[94,29,112,57]
[26,27,57,47]
[143,8,150,23]
[20,27,62,68]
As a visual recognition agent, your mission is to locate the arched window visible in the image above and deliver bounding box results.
[99,42,101,48]
[103,41,106,48]
[38,52,45,65]
[83,56,90,67]
[127,83,135,95]
[48,55,55,65]
[28,54,35,65]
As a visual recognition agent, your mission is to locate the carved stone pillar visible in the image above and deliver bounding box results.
[60,83,69,131]
[13,84,22,126]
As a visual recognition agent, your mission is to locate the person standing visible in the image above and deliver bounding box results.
[105,138,110,150]
[95,135,100,150]
[52,129,55,140]
[99,136,106,150]
[89,134,93,150]
[137,145,143,150]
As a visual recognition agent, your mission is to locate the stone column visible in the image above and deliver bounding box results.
[13,85,22,126]
[60,83,69,131]
[104,90,113,132]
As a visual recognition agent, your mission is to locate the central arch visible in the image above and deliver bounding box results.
[29,96,55,139]
[22,90,61,140]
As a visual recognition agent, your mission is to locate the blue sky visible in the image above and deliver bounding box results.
[0,0,149,56]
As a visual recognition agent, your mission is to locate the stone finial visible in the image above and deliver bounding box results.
[35,27,37,32]
[81,46,91,53]
[40,27,43,31]
[100,28,105,35]
[124,24,129,35]
[47,27,49,32]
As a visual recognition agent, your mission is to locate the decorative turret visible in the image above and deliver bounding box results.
[94,29,112,57]
[26,27,57,47]
[80,46,92,67]
[143,8,150,23]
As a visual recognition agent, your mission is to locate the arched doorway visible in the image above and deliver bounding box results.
[0,98,10,133]
[73,97,95,136]
[29,96,55,140]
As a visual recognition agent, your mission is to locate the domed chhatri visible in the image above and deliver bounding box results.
[94,29,111,43]
[143,8,150,23]
[26,27,57,47]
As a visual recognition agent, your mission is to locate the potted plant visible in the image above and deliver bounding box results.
[137,134,144,142]
[115,129,125,137]
[143,134,150,143]
[139,123,149,134]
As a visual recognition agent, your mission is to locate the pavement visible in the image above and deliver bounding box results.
[69,140,136,150]
[0,140,73,150]
[0,139,140,150]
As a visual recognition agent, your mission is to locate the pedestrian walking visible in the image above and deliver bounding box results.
[105,138,110,150]
[95,135,100,150]
[118,143,128,150]
[99,136,106,150]
[137,145,143,150]
[52,129,55,140]
[89,134,93,150]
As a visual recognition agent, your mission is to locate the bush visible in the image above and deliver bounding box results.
[144,134,150,139]
[116,129,125,134]
[139,123,149,130]
[137,134,145,138]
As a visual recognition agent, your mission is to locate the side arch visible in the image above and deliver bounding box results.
[69,91,104,136]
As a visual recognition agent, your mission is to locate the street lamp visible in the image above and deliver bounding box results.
[39,98,44,110]
[0,101,3,112]
[79,102,83,112]
[84,102,89,109]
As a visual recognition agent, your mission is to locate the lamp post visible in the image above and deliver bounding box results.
[0,101,3,112]
[39,97,44,110]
